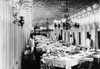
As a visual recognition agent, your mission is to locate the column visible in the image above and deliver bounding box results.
[68,32,70,42]
[75,30,79,45]
[95,23,98,49]
[91,28,95,48]
[84,25,87,47]
[66,32,68,43]
[64,32,66,42]
[82,25,86,47]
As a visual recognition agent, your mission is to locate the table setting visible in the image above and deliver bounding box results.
[34,35,100,69]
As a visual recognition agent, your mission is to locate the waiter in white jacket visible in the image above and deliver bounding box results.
[70,35,73,45]
[29,33,35,52]
[86,34,93,49]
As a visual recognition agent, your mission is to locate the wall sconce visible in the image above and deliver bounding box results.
[74,22,80,28]
[12,6,24,28]
[18,16,24,28]
[54,23,57,28]
[58,24,61,28]
[53,20,58,29]
[54,23,62,29]
[53,20,62,29]
[13,16,24,28]
[13,13,19,24]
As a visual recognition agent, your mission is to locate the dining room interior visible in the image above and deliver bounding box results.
[0,0,100,69]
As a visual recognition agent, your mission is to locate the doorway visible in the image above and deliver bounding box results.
[87,32,89,38]
[60,30,62,40]
[79,32,81,45]
[98,31,100,49]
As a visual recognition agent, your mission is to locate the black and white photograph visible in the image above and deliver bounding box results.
[0,0,100,69]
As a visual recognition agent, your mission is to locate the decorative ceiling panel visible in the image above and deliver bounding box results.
[30,0,99,26]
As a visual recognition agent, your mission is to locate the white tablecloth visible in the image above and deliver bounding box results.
[42,53,94,69]
[42,56,79,69]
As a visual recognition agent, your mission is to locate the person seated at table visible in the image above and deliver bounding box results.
[86,34,93,49]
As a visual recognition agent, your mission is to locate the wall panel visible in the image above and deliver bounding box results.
[0,1,32,69]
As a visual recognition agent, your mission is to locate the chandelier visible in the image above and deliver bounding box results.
[53,0,80,30]
[61,1,80,30]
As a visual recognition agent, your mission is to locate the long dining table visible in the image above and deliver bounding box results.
[34,35,100,69]
[41,50,96,69]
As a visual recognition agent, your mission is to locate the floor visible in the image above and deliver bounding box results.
[21,58,36,69]
[21,50,41,69]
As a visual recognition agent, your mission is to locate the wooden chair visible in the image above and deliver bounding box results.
[78,61,93,69]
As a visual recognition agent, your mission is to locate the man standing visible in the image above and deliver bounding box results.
[29,33,35,53]
[86,34,93,49]
[70,35,73,45]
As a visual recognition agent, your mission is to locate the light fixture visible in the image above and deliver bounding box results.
[18,16,24,28]
[13,16,24,28]
[61,14,72,30]
[53,20,58,29]
[53,20,62,29]
[74,22,80,28]
[12,6,24,28]
[61,13,80,29]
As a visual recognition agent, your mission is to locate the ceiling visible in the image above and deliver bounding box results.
[20,0,100,26]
